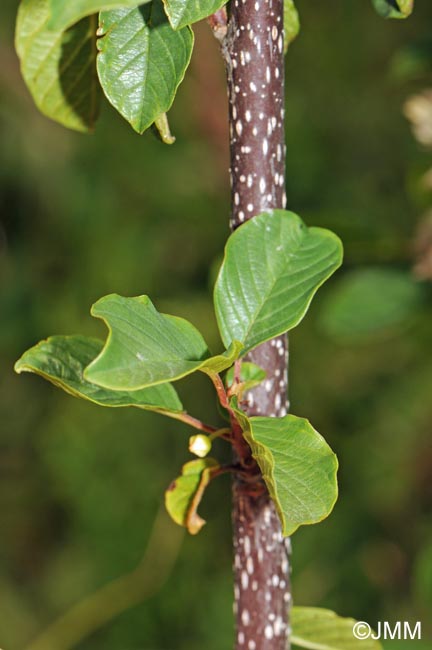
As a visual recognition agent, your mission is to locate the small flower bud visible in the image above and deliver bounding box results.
[189,434,212,458]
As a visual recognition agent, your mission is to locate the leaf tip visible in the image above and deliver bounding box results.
[186,512,206,535]
[282,521,300,537]
[14,359,25,375]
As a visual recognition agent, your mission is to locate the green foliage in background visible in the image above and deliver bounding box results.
[320,268,425,343]
[372,0,414,20]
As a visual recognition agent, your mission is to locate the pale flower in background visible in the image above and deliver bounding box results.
[404,89,432,280]
[404,89,432,147]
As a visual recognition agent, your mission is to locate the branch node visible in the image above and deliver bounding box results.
[208,7,228,43]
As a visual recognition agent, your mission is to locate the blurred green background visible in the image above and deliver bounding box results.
[1,1,431,649]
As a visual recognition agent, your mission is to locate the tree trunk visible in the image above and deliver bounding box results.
[219,0,292,648]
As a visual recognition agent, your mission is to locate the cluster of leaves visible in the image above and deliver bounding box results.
[16,209,343,537]
[14,0,412,137]
[15,0,300,137]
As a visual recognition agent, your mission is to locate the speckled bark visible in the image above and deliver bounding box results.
[220,0,291,648]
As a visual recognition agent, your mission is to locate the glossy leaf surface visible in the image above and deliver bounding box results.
[84,295,241,390]
[233,405,338,536]
[47,0,146,30]
[15,336,183,412]
[85,295,209,389]
[96,3,193,134]
[163,0,226,30]
[291,607,383,650]
[214,210,343,354]
[16,0,99,132]
[165,458,219,534]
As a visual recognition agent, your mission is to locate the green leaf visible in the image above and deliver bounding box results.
[372,0,414,19]
[84,294,241,390]
[15,0,100,132]
[48,0,148,31]
[199,339,243,375]
[15,335,183,413]
[291,607,383,650]
[214,210,343,355]
[96,3,193,134]
[320,268,424,344]
[233,405,338,536]
[165,458,219,534]
[284,0,300,54]
[85,294,209,389]
[225,362,266,393]
[163,0,226,30]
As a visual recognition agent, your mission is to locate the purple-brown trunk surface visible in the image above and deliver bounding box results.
[221,0,291,648]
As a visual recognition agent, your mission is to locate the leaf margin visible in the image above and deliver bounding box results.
[165,457,220,534]
[96,3,194,135]
[15,0,100,133]
[14,334,184,414]
[84,294,243,391]
[232,402,339,536]
[214,210,343,355]
[47,0,150,31]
